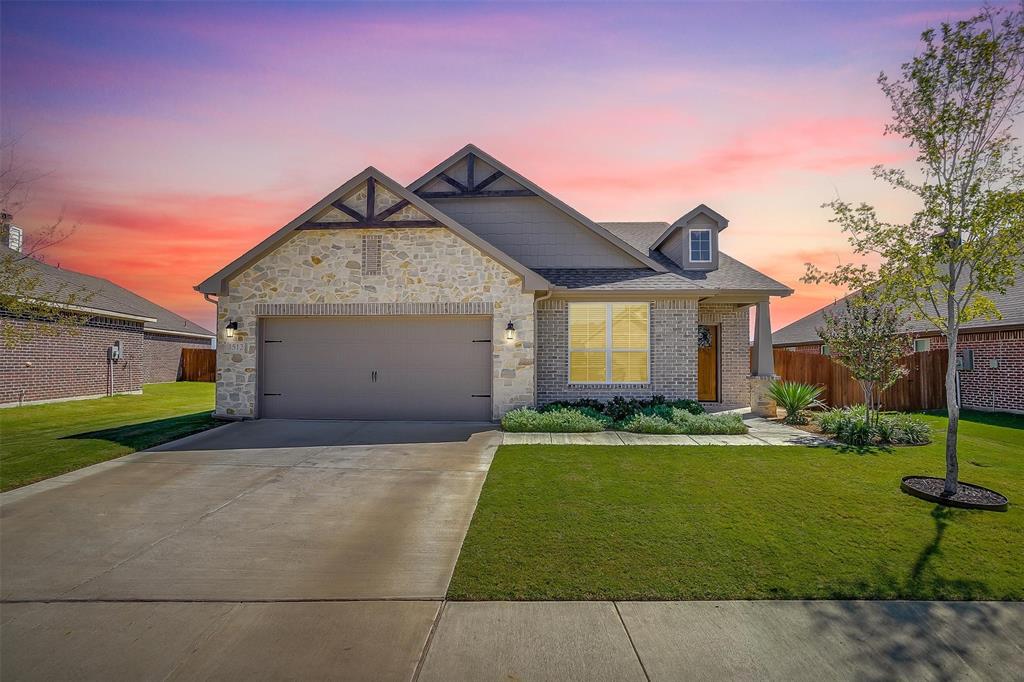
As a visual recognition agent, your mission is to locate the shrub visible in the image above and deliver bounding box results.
[501,408,606,433]
[672,410,748,435]
[815,406,932,445]
[767,380,825,424]
[622,413,680,434]
[876,412,932,445]
[539,395,704,427]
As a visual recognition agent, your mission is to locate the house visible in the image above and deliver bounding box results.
[772,279,1024,414]
[1,241,214,407]
[197,145,792,421]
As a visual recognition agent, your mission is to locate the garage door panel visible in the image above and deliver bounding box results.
[260,317,491,420]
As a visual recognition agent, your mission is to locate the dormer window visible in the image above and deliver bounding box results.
[689,229,712,263]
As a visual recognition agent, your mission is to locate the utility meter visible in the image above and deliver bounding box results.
[108,340,122,361]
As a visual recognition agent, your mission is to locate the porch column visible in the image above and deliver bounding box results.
[751,300,775,376]
[749,300,778,417]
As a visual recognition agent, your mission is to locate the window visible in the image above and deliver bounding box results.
[689,229,712,263]
[821,344,830,356]
[569,303,649,384]
[913,338,931,352]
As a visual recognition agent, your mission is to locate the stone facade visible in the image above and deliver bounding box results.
[215,227,535,419]
[0,314,145,406]
[698,302,751,407]
[536,297,700,403]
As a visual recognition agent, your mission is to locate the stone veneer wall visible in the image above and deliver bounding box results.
[698,302,751,407]
[536,297,699,403]
[215,228,534,420]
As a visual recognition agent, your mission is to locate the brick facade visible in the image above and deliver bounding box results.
[698,303,751,407]
[536,298,750,407]
[0,314,145,406]
[777,328,1024,414]
[956,329,1024,414]
[143,332,212,384]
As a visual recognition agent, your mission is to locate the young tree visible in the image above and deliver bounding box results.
[0,137,92,348]
[816,291,914,428]
[805,4,1024,494]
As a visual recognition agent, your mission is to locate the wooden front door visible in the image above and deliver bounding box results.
[697,324,718,402]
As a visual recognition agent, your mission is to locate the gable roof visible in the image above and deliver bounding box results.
[195,167,550,294]
[407,144,668,273]
[594,223,792,295]
[2,246,214,337]
[772,274,1024,346]
[650,204,729,251]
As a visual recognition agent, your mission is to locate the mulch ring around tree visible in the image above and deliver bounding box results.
[901,476,1009,512]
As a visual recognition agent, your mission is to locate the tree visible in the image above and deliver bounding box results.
[816,291,914,429]
[805,3,1024,495]
[0,137,92,348]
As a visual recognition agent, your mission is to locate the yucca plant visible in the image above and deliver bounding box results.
[767,380,824,425]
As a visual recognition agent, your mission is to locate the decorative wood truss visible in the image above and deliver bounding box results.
[414,153,538,199]
[300,177,440,229]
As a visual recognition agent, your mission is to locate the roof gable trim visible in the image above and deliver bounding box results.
[408,144,668,272]
[195,167,549,294]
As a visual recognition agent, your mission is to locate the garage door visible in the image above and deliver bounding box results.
[259,316,492,420]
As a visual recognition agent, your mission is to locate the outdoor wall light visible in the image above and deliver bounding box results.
[225,321,238,338]
[505,320,516,341]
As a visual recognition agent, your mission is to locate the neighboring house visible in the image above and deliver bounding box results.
[197,144,792,421]
[1,243,214,407]
[773,279,1024,414]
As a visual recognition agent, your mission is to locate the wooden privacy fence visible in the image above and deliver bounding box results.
[180,348,216,382]
[759,347,947,411]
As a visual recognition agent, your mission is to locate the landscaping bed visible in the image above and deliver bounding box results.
[501,396,748,435]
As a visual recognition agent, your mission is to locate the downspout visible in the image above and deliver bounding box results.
[533,289,554,408]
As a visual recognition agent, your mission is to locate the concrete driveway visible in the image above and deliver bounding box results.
[1,420,499,680]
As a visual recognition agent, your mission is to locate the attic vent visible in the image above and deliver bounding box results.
[362,235,382,275]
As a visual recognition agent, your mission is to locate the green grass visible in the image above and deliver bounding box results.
[0,383,217,492]
[449,410,1024,601]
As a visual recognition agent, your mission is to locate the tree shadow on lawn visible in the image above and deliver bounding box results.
[805,505,1017,680]
[61,412,218,451]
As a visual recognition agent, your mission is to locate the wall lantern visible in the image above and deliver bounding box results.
[225,321,238,338]
[505,320,516,341]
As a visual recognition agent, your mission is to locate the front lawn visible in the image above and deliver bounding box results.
[449,410,1024,601]
[0,382,217,492]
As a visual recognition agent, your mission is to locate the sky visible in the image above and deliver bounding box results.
[0,0,993,332]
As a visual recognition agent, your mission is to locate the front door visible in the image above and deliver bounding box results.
[697,324,718,402]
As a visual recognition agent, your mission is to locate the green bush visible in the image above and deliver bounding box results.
[815,406,932,445]
[539,395,704,427]
[767,380,825,424]
[622,413,680,434]
[501,408,606,433]
[672,410,748,434]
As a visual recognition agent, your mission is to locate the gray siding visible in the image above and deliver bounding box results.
[536,297,699,403]
[427,196,643,269]
[658,214,720,271]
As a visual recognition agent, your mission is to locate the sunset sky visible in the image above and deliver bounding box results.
[1,1,990,332]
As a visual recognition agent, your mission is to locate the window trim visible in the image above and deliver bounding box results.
[567,302,651,385]
[689,228,712,263]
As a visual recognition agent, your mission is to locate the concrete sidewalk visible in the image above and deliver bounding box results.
[3,599,1020,680]
[502,415,831,446]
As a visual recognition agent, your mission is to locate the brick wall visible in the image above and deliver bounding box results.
[1,314,145,405]
[536,297,699,403]
[956,330,1024,414]
[699,303,751,407]
[143,332,212,383]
